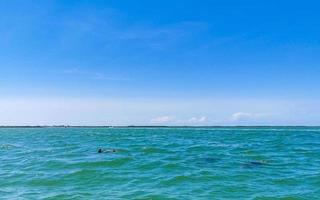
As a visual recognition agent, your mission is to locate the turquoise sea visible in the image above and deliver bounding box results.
[0,127,320,199]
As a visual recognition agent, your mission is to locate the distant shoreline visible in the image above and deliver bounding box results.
[0,126,319,128]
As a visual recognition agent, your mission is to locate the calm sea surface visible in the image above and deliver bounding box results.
[0,127,320,199]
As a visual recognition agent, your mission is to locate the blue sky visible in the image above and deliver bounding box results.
[0,0,320,125]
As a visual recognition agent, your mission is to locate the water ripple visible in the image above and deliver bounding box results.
[0,127,319,199]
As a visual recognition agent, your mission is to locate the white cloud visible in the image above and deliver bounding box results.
[188,116,207,123]
[150,116,174,124]
[150,116,207,125]
[230,112,267,121]
[198,116,207,122]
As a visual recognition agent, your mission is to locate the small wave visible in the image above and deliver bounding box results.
[63,169,100,180]
[142,147,171,154]
[159,175,193,186]
[136,161,163,171]
[72,157,133,168]
[0,144,18,150]
[28,177,65,187]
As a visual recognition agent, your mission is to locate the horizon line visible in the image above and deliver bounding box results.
[1,125,320,128]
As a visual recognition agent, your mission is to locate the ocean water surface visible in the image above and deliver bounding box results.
[0,127,320,199]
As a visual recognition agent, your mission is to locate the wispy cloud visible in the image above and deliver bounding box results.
[118,21,207,40]
[93,72,130,81]
[188,116,207,123]
[230,112,268,122]
[150,116,175,124]
[56,7,209,51]
[50,68,130,81]
[150,115,208,125]
[116,21,208,50]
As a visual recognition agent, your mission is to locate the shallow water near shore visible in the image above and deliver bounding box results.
[1,127,320,199]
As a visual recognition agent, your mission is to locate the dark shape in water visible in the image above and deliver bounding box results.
[250,161,264,166]
[243,160,267,168]
[98,148,117,153]
[205,157,219,163]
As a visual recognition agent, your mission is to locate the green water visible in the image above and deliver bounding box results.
[0,127,320,199]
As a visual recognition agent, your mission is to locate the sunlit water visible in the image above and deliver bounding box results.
[1,127,320,199]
